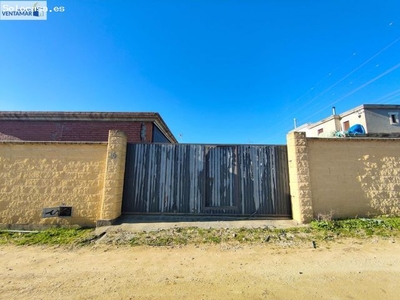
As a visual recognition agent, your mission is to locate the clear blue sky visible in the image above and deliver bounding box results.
[1,1,399,144]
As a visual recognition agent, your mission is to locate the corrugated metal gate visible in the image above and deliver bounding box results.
[122,144,291,217]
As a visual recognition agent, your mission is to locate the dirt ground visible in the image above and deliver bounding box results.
[1,239,399,300]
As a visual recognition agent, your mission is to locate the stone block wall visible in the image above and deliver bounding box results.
[0,130,127,229]
[98,130,127,224]
[287,132,400,223]
[287,132,313,223]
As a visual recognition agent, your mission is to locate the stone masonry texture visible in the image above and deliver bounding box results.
[286,132,314,223]
[99,130,128,222]
[0,142,108,228]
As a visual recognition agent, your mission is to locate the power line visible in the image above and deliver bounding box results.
[290,37,400,118]
[282,51,359,111]
[264,36,400,143]
[302,62,400,122]
[264,64,400,143]
[372,88,400,104]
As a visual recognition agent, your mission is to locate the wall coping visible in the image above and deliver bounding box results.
[307,137,400,142]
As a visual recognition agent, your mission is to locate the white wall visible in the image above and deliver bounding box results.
[304,117,339,138]
[339,111,367,132]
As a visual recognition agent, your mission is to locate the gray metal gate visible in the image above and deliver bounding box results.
[122,144,291,217]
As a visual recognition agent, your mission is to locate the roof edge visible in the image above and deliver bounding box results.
[0,111,178,143]
[0,111,160,121]
[152,113,178,143]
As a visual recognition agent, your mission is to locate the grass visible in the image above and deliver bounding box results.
[309,217,400,240]
[0,228,93,246]
[1,217,399,247]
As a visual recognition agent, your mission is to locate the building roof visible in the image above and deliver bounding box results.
[0,111,178,143]
[339,104,400,118]
[296,104,400,131]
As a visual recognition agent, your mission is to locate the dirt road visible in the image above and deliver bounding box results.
[1,239,399,299]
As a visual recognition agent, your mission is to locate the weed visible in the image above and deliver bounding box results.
[0,228,92,246]
[309,217,400,239]
[1,217,399,247]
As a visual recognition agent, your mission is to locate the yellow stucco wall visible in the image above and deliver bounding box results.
[0,142,108,228]
[288,132,400,222]
[287,132,314,223]
[99,130,127,223]
[307,138,400,219]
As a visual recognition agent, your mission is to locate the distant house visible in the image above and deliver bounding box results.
[293,104,400,138]
[0,111,177,143]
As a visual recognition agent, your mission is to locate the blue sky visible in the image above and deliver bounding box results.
[1,1,399,144]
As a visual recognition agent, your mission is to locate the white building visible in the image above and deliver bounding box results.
[294,104,400,138]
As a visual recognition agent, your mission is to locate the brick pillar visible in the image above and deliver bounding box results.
[97,130,127,226]
[287,132,314,223]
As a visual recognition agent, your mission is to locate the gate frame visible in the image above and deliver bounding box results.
[121,143,292,218]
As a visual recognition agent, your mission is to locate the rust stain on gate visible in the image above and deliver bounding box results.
[122,144,291,217]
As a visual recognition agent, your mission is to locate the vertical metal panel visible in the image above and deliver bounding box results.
[122,143,291,216]
[123,144,205,214]
[237,145,291,216]
[204,146,238,212]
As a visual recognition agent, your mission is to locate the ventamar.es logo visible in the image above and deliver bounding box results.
[0,1,48,20]
[32,2,44,17]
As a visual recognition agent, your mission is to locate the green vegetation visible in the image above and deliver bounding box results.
[1,217,399,247]
[0,228,92,246]
[309,217,400,240]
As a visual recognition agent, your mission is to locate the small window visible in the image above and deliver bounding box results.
[343,121,350,131]
[389,112,399,125]
[317,128,324,135]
